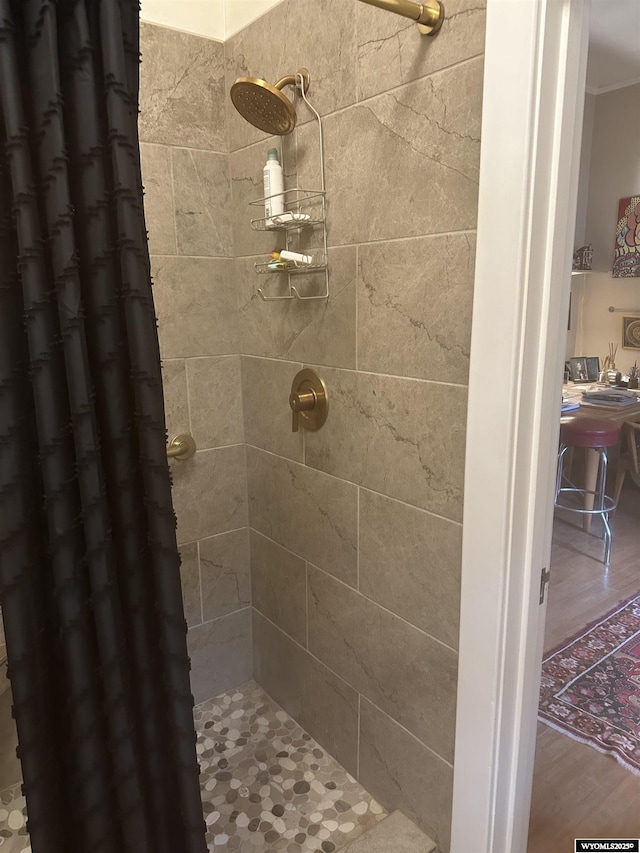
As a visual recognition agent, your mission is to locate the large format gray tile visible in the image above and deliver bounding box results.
[358,233,476,384]
[162,359,189,438]
[247,447,357,586]
[172,446,248,545]
[152,256,238,359]
[342,811,436,853]
[225,0,357,153]
[359,698,454,852]
[236,247,357,368]
[242,357,303,462]
[179,542,201,628]
[187,356,244,450]
[172,148,232,257]
[252,610,358,775]
[308,567,457,761]
[140,143,176,256]
[319,58,483,245]
[187,608,252,704]
[359,490,461,649]
[140,23,226,151]
[356,0,486,102]
[305,368,467,523]
[200,528,251,622]
[250,530,307,646]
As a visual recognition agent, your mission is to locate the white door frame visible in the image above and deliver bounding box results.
[451,1,590,851]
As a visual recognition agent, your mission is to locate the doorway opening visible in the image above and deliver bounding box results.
[528,3,640,848]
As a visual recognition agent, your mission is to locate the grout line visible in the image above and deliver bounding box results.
[250,526,457,654]
[359,692,455,770]
[184,360,194,436]
[228,53,484,156]
[233,229,477,257]
[178,524,249,549]
[191,605,252,633]
[357,693,361,779]
[150,252,234,261]
[354,0,360,103]
[238,354,247,448]
[355,243,359,371]
[197,540,204,625]
[179,354,238,363]
[167,147,179,255]
[302,420,306,466]
[309,559,458,654]
[254,608,453,769]
[148,141,229,157]
[305,562,309,649]
[245,444,463,528]
[356,487,361,592]
[192,442,245,453]
[237,357,469,391]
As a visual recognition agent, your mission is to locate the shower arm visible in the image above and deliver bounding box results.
[274,69,311,92]
[356,0,444,34]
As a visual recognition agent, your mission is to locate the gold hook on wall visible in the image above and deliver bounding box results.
[356,0,444,35]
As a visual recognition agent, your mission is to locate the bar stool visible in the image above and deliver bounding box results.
[554,417,620,566]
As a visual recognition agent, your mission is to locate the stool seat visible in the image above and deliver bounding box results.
[560,417,620,448]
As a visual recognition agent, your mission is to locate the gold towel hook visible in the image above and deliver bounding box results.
[167,434,196,461]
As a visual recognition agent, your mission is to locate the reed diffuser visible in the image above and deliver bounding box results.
[604,342,621,385]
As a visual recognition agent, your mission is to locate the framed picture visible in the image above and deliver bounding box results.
[585,356,600,380]
[622,315,640,350]
[569,356,599,382]
[613,196,640,278]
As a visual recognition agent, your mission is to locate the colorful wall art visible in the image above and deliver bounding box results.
[613,195,640,277]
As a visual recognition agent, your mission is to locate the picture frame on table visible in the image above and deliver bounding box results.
[585,356,600,380]
[569,356,599,382]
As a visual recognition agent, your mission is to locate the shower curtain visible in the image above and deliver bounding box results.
[0,2,206,851]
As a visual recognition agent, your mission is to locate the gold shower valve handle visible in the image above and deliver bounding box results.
[289,369,329,433]
[290,389,317,432]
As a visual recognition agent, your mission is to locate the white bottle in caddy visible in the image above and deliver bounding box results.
[263,148,285,227]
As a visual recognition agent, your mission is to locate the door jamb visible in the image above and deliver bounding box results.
[450,1,590,851]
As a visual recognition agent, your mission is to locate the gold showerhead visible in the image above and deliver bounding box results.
[230,69,311,136]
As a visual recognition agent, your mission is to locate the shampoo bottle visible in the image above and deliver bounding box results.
[263,148,285,226]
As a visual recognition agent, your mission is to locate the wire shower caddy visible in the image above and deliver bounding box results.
[249,73,329,301]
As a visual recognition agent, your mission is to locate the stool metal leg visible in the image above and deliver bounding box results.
[597,448,613,566]
[554,444,616,567]
[555,444,568,501]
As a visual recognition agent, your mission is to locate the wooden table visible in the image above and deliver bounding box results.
[560,389,640,531]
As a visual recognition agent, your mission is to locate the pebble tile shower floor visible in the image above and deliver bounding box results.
[0,680,388,852]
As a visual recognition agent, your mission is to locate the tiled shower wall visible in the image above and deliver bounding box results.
[140,2,485,850]
[139,23,251,704]
[227,2,485,851]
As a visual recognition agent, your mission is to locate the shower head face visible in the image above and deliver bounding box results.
[230,77,297,136]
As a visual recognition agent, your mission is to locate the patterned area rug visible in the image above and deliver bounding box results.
[539,593,640,775]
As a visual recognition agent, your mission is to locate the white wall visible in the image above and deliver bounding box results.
[574,92,595,248]
[140,0,284,40]
[140,0,225,40]
[572,83,640,369]
[225,0,285,37]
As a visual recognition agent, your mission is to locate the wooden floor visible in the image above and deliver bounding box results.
[527,482,640,852]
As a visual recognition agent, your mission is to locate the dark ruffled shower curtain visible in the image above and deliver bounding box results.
[0,1,206,851]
